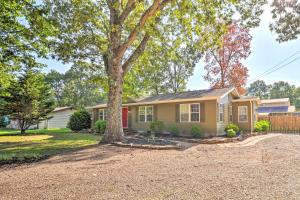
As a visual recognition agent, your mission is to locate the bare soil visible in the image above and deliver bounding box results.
[1,134,300,200]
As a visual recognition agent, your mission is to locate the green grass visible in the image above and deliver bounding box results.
[0,128,72,135]
[0,128,100,163]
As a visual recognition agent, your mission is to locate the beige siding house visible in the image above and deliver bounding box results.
[39,107,74,129]
[90,88,259,137]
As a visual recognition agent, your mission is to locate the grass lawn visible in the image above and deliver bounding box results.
[0,128,100,163]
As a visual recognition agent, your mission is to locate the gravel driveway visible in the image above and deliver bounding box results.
[1,134,300,200]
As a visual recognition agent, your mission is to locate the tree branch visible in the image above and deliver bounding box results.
[119,0,136,23]
[117,0,172,59]
[122,34,150,73]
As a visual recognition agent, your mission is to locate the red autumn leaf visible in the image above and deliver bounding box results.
[203,22,251,94]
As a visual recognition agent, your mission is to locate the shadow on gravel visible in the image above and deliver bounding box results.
[40,144,140,165]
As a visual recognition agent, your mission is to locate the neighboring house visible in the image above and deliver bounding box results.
[257,98,296,116]
[89,88,259,137]
[39,107,74,129]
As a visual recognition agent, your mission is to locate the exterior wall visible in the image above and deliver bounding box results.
[130,100,218,137]
[46,109,74,129]
[232,101,253,131]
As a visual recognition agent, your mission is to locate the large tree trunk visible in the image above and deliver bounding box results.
[102,63,124,143]
[20,128,26,135]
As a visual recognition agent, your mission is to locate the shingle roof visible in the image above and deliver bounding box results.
[137,88,234,103]
[52,107,73,112]
[89,88,238,109]
[260,98,289,104]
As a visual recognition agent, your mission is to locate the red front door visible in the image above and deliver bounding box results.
[122,107,128,128]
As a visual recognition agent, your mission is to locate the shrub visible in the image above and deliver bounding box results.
[254,123,263,132]
[255,120,270,132]
[95,120,106,134]
[190,125,203,138]
[225,123,239,133]
[0,116,10,127]
[150,121,164,135]
[68,110,91,131]
[226,129,236,138]
[169,126,179,137]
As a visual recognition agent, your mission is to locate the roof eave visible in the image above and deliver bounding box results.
[90,96,219,109]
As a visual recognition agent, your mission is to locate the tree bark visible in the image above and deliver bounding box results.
[20,128,26,135]
[102,63,124,143]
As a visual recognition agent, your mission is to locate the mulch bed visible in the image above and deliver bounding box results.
[113,135,182,150]
[118,132,269,147]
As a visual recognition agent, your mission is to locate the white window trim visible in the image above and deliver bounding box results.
[180,103,200,123]
[219,103,224,122]
[99,109,107,121]
[229,105,233,122]
[238,106,248,123]
[138,106,153,122]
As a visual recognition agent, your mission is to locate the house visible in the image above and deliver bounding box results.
[90,88,260,137]
[38,107,75,129]
[257,98,296,116]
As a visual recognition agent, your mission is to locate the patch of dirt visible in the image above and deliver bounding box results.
[0,134,300,200]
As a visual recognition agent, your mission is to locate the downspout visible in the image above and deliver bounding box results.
[250,100,253,133]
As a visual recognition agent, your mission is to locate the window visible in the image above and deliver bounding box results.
[219,103,224,122]
[99,109,108,121]
[180,104,200,122]
[180,104,189,122]
[139,106,153,122]
[229,106,233,122]
[238,106,248,122]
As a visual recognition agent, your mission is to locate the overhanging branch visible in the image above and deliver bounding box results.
[122,34,150,73]
[117,0,172,59]
[119,0,136,23]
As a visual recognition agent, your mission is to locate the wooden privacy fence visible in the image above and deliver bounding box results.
[258,113,300,133]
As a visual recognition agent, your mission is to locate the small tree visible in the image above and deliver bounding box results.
[0,67,55,134]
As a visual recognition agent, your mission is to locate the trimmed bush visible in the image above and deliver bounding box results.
[95,120,106,134]
[190,125,203,138]
[150,121,164,135]
[225,123,239,133]
[226,129,236,138]
[68,110,91,131]
[255,120,270,132]
[169,126,179,137]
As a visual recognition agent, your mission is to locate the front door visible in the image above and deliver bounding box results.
[122,107,128,128]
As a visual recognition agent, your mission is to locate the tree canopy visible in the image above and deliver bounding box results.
[204,22,251,94]
[0,0,52,84]
[45,65,106,108]
[270,0,300,42]
[247,80,270,99]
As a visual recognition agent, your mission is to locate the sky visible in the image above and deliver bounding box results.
[42,2,300,90]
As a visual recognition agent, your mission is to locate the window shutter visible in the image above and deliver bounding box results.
[175,104,180,122]
[153,105,158,121]
[135,106,139,122]
[200,103,205,122]
[93,109,99,124]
